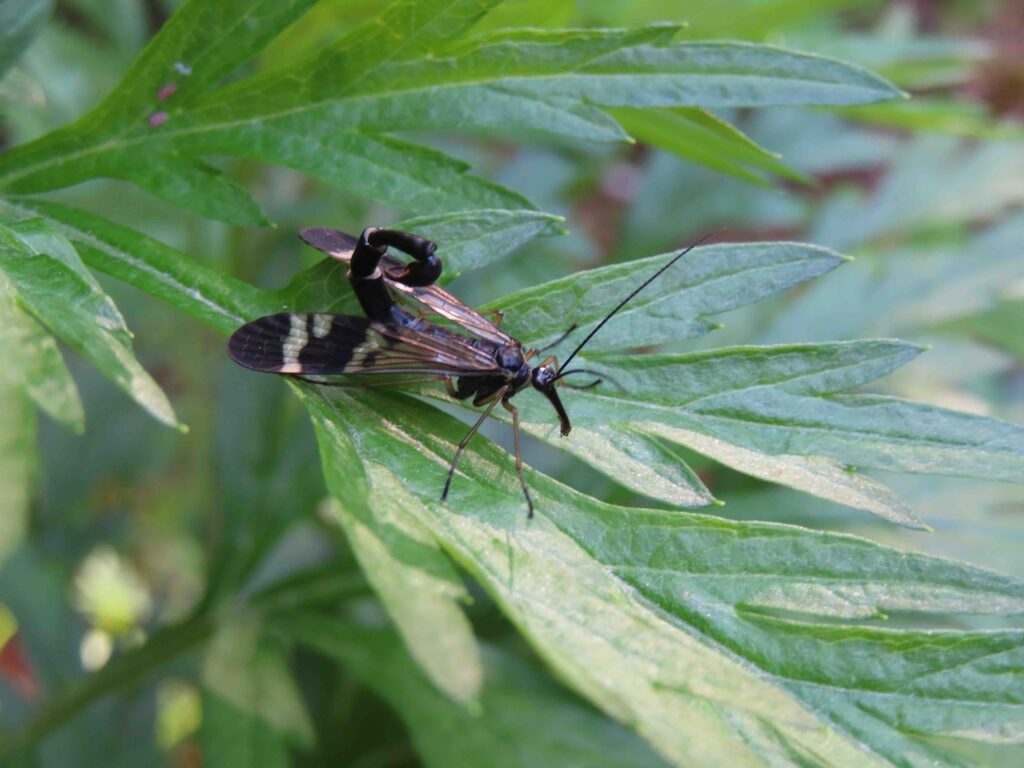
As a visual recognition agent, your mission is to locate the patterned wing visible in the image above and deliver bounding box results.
[299,227,515,346]
[228,312,501,377]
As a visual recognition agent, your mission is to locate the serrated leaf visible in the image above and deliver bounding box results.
[282,617,672,768]
[552,341,1024,489]
[643,423,921,527]
[107,155,270,227]
[610,106,810,186]
[394,209,564,279]
[91,0,320,118]
[0,218,180,429]
[0,270,83,431]
[203,132,534,215]
[492,241,847,351]
[531,423,715,507]
[310,399,483,704]
[2,198,276,333]
[0,17,900,215]
[302,387,1024,766]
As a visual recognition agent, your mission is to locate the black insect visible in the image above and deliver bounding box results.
[229,226,705,517]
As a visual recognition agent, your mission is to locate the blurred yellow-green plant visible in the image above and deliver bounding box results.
[1,1,1023,766]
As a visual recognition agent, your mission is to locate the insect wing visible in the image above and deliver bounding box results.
[228,312,500,377]
[299,227,514,346]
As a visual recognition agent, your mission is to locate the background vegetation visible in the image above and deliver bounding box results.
[1,1,1023,766]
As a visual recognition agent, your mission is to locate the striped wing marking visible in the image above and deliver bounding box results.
[228,312,501,377]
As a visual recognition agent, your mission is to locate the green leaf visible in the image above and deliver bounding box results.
[949,298,1024,361]
[0,0,50,78]
[0,269,83,431]
[201,617,314,750]
[839,98,1024,140]
[492,241,848,350]
[310,399,483,704]
[106,155,270,227]
[89,0,320,119]
[205,366,325,602]
[2,198,276,333]
[609,107,811,186]
[640,423,921,527]
[0,378,34,566]
[790,32,990,90]
[568,341,1024,484]
[202,691,292,768]
[0,19,901,213]
[302,388,1024,766]
[538,423,716,507]
[394,209,565,279]
[0,218,180,429]
[282,616,672,768]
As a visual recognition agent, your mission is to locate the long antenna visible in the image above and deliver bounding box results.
[556,232,717,376]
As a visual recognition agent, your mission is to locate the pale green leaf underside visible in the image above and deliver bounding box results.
[311,406,483,704]
[0,271,83,431]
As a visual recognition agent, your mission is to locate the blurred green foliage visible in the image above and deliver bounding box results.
[1,1,1023,766]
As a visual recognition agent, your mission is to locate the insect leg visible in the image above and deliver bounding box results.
[480,309,504,327]
[441,387,507,503]
[501,397,535,518]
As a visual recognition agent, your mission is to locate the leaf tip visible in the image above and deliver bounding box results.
[711,498,726,508]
